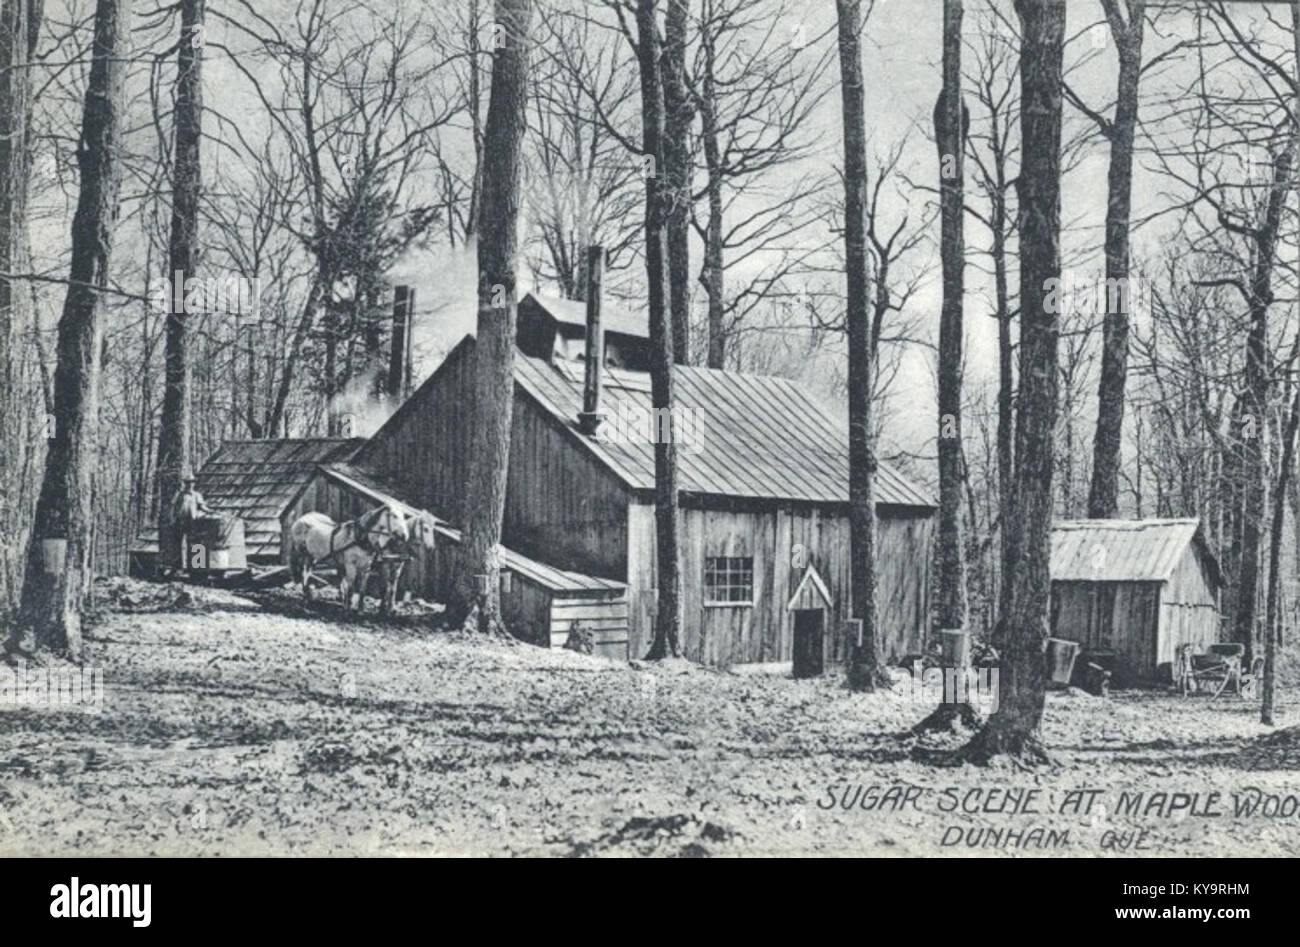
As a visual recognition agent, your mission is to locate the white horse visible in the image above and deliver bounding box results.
[287,504,409,612]
[370,511,437,613]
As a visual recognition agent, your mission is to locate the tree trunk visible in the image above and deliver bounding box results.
[994,145,1014,628]
[961,0,1065,764]
[0,0,42,611]
[699,5,726,370]
[836,0,887,691]
[1263,1,1300,723]
[1233,143,1292,668]
[639,0,682,660]
[465,0,484,243]
[156,0,205,572]
[452,0,532,634]
[1086,0,1144,518]
[15,0,126,658]
[1262,377,1300,725]
[662,0,693,365]
[918,0,977,730]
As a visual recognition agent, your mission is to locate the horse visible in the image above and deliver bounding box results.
[287,503,409,612]
[369,511,437,614]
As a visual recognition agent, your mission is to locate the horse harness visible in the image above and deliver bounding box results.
[320,506,405,563]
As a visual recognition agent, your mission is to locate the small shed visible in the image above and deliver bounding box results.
[1049,518,1223,683]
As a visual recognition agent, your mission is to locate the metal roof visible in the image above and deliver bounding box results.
[130,438,364,560]
[514,351,937,509]
[522,291,649,339]
[1050,518,1221,585]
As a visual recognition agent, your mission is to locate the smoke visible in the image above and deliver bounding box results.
[387,238,482,380]
[323,240,485,437]
[328,370,398,438]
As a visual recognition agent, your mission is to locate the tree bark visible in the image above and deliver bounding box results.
[452,0,532,634]
[961,0,1065,764]
[837,0,887,691]
[918,0,978,730]
[1262,1,1300,722]
[1086,0,1144,519]
[1262,377,1299,725]
[639,0,682,660]
[0,0,42,611]
[15,0,126,658]
[156,0,206,572]
[699,6,725,369]
[662,0,693,365]
[1233,143,1292,668]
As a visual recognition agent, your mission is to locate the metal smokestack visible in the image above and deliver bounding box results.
[388,284,414,400]
[578,246,605,436]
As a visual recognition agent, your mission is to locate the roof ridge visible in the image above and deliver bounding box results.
[217,436,362,444]
[514,348,937,508]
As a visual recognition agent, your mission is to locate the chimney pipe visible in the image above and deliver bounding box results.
[578,246,605,435]
[388,284,414,400]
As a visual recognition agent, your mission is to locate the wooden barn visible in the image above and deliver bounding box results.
[127,291,937,669]
[1049,518,1223,683]
[128,437,363,573]
[352,298,937,668]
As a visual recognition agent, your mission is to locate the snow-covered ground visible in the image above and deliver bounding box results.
[1,578,1297,857]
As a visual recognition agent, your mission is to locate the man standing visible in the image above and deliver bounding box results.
[167,474,212,573]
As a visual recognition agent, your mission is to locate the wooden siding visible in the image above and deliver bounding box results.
[354,339,476,521]
[359,338,631,582]
[503,393,630,581]
[625,500,931,668]
[1050,581,1161,682]
[1050,544,1219,682]
[549,596,631,659]
[1157,543,1220,671]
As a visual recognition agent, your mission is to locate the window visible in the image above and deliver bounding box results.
[705,556,754,604]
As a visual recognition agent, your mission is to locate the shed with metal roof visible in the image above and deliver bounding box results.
[357,332,936,667]
[1049,518,1222,683]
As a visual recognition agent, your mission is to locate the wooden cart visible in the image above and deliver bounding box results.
[1174,643,1251,699]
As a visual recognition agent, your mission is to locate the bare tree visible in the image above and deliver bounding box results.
[663,0,693,363]
[837,0,887,692]
[637,0,683,659]
[692,0,833,368]
[964,4,1020,621]
[918,0,976,730]
[1079,0,1146,518]
[1262,0,1300,726]
[15,0,126,657]
[525,4,641,299]
[156,0,205,572]
[216,0,450,436]
[961,0,1066,764]
[0,0,43,610]
[454,0,533,634]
